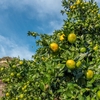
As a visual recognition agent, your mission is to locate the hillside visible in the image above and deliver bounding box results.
[0,57,13,97]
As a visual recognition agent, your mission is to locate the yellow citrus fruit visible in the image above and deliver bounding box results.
[42,57,44,60]
[22,86,26,91]
[76,61,82,68]
[76,0,81,5]
[17,73,21,77]
[70,5,76,9]
[12,65,16,68]
[20,94,24,99]
[50,43,59,52]
[89,41,93,46]
[86,70,94,80]
[93,44,98,51]
[10,72,14,77]
[64,25,67,29]
[98,14,100,18]
[6,78,10,82]
[70,5,73,9]
[68,33,76,43]
[97,90,100,99]
[66,60,76,69]
[19,61,23,65]
[59,34,65,41]
[16,97,18,100]
[23,89,27,93]
[6,92,10,97]
[0,67,4,71]
[80,47,87,53]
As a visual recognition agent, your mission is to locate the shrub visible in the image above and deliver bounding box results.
[0,0,100,99]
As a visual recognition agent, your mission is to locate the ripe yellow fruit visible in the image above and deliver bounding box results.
[86,70,94,80]
[0,67,4,71]
[97,90,100,99]
[12,65,16,68]
[17,73,21,77]
[68,33,76,43]
[70,5,73,9]
[10,72,14,77]
[50,43,59,52]
[16,97,18,100]
[22,86,27,91]
[93,44,98,51]
[59,34,65,41]
[20,94,24,99]
[76,0,81,5]
[98,14,100,18]
[70,5,76,9]
[6,92,10,97]
[19,61,23,65]
[66,60,76,69]
[80,47,86,53]
[42,57,44,60]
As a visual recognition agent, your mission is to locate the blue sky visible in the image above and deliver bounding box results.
[0,0,100,60]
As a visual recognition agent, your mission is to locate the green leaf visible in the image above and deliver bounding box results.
[40,82,45,91]
[86,96,91,100]
[77,95,85,100]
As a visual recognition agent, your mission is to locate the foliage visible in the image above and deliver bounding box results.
[0,0,100,100]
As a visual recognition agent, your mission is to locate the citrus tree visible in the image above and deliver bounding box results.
[0,0,100,100]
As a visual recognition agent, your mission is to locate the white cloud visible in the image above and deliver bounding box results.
[0,1,64,60]
[32,0,62,17]
[86,0,100,4]
[50,20,63,30]
[0,0,100,15]
[47,20,63,34]
[0,35,33,60]
[0,0,63,18]
[0,45,6,56]
[0,0,65,32]
[10,46,33,60]
[93,0,100,3]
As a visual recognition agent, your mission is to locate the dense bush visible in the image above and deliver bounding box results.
[0,0,100,100]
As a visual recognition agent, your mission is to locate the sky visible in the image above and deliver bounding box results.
[0,0,100,60]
